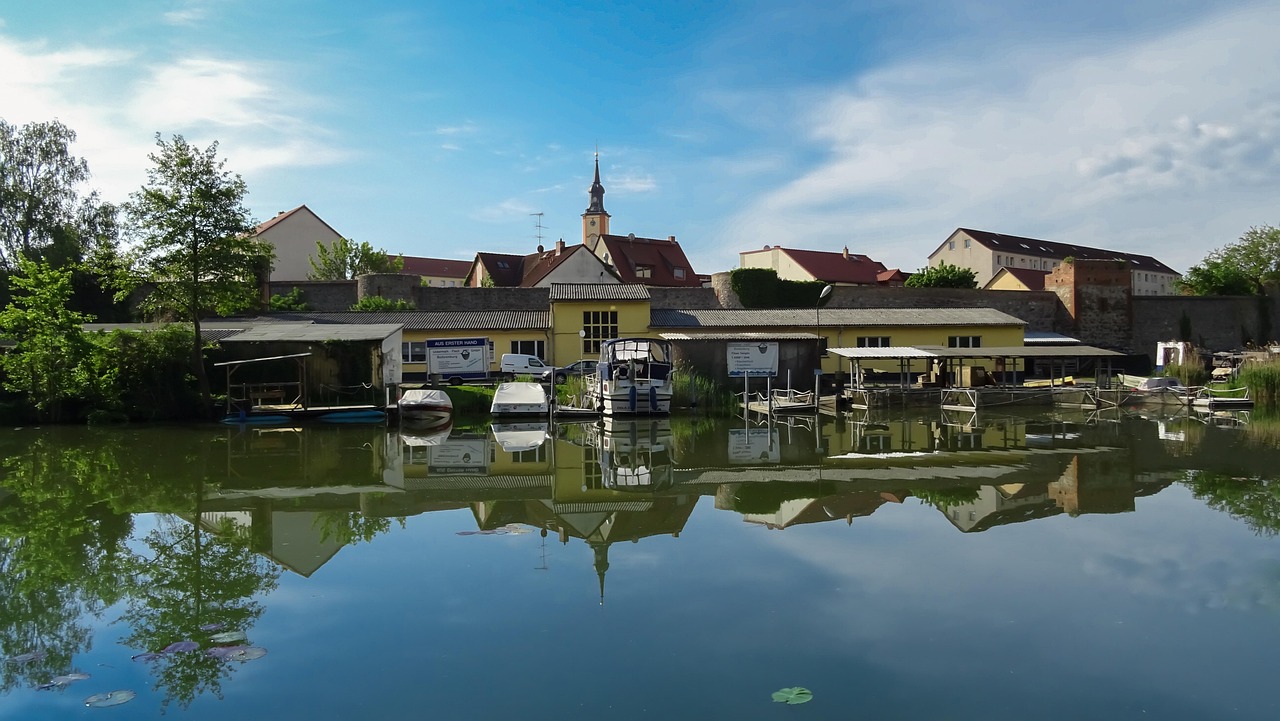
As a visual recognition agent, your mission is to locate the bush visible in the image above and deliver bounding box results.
[351,296,414,311]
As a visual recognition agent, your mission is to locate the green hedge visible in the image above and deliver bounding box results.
[729,269,828,308]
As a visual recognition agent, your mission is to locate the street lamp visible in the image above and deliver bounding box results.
[815,284,833,365]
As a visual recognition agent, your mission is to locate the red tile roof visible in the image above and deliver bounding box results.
[596,234,702,287]
[768,247,887,285]
[399,255,470,279]
[957,228,1178,275]
[990,267,1050,290]
[470,244,617,287]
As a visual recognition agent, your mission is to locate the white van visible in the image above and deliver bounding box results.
[499,353,552,381]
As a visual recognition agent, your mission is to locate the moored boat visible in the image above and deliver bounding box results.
[491,382,549,417]
[583,338,674,416]
[398,388,454,424]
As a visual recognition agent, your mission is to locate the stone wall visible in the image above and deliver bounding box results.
[411,286,550,311]
[267,280,357,312]
[650,286,723,309]
[1046,260,1133,351]
[709,272,1060,331]
[1132,293,1278,355]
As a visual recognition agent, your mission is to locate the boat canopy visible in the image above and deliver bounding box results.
[400,389,453,408]
[600,338,671,363]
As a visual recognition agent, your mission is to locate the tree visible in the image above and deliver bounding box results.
[0,119,90,272]
[1181,225,1280,295]
[903,261,978,289]
[123,135,273,408]
[1176,256,1256,296]
[308,237,403,280]
[0,258,92,421]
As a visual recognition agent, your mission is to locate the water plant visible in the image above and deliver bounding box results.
[1163,362,1210,387]
[1237,358,1280,407]
[771,687,813,705]
[669,364,736,410]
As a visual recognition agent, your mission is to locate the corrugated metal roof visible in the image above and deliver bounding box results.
[265,311,549,330]
[549,283,651,301]
[660,332,820,341]
[650,307,1025,328]
[830,347,943,359]
[1024,331,1080,345]
[223,323,403,343]
[830,344,1123,359]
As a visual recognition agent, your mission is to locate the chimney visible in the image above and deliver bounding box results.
[842,246,849,260]
[556,239,565,255]
[668,235,676,243]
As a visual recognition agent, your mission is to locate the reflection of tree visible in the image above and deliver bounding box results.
[1184,470,1280,536]
[117,507,280,711]
[912,486,983,509]
[0,438,133,693]
[315,509,403,546]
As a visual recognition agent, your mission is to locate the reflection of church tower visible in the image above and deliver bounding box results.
[582,153,610,249]
[592,542,610,606]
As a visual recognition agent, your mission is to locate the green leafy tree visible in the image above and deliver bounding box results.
[350,295,414,311]
[123,134,273,408]
[269,286,309,311]
[903,261,978,289]
[0,258,92,421]
[1183,469,1280,536]
[1181,225,1280,295]
[308,237,403,280]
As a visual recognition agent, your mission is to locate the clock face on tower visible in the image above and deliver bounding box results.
[589,219,596,227]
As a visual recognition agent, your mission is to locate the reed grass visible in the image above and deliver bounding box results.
[669,364,737,410]
[1238,359,1280,407]
[1164,362,1211,387]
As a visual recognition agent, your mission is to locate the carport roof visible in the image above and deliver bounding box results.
[222,323,403,343]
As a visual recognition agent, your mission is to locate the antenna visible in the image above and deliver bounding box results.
[530,212,545,246]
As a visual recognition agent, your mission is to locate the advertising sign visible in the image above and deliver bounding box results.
[428,438,489,475]
[727,342,779,378]
[728,428,780,464]
[427,337,488,379]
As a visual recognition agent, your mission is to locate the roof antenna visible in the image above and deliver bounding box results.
[531,212,545,246]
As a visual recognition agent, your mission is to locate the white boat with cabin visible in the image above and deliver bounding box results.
[491,382,550,417]
[583,338,674,416]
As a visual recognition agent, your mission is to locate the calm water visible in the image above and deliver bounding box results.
[2,410,1280,719]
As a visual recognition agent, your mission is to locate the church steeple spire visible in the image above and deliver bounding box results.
[586,152,606,214]
[582,150,611,246]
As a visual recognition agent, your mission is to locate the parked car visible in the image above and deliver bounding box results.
[556,359,596,382]
[499,353,552,381]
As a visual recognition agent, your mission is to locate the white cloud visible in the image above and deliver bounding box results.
[436,122,478,136]
[0,32,347,204]
[719,4,1280,275]
[610,170,658,193]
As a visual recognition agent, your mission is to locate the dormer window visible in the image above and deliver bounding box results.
[674,267,685,279]
[635,265,653,279]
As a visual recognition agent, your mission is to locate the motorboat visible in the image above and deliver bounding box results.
[491,382,549,417]
[583,338,674,416]
[398,388,454,424]
[491,422,551,453]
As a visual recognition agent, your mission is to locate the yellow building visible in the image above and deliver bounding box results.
[548,284,652,366]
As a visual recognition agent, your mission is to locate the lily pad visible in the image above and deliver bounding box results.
[228,647,268,662]
[206,645,249,660]
[209,630,247,644]
[771,687,813,705]
[162,640,199,654]
[84,690,136,708]
[131,652,162,663]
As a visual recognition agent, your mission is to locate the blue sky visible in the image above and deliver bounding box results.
[3,0,1277,275]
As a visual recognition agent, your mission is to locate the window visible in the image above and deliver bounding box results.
[948,335,981,348]
[635,265,653,279]
[510,340,545,359]
[856,336,891,347]
[674,267,686,279]
[582,310,619,354]
[996,254,1002,265]
[402,341,427,363]
[963,238,971,248]
[511,444,547,464]
[1020,258,1026,266]
[948,240,955,250]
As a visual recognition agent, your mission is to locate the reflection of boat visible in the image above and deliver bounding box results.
[584,338,673,416]
[491,422,551,452]
[491,382,549,417]
[398,389,453,424]
[400,423,452,448]
[592,419,673,491]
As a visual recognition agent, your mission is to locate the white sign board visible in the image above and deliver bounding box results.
[727,342,779,378]
[427,338,488,379]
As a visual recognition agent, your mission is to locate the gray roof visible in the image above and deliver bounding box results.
[659,332,820,341]
[650,307,1025,328]
[264,311,548,331]
[223,323,403,343]
[549,283,650,301]
[830,345,1122,360]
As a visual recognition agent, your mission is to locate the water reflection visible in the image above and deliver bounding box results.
[1,409,1280,713]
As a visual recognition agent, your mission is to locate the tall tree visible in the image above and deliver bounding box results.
[0,257,92,421]
[308,236,403,280]
[1181,225,1280,295]
[0,119,90,272]
[903,261,978,289]
[123,134,272,408]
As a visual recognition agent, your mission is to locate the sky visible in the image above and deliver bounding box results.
[3,0,1278,276]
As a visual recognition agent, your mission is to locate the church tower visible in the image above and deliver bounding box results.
[582,152,610,249]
